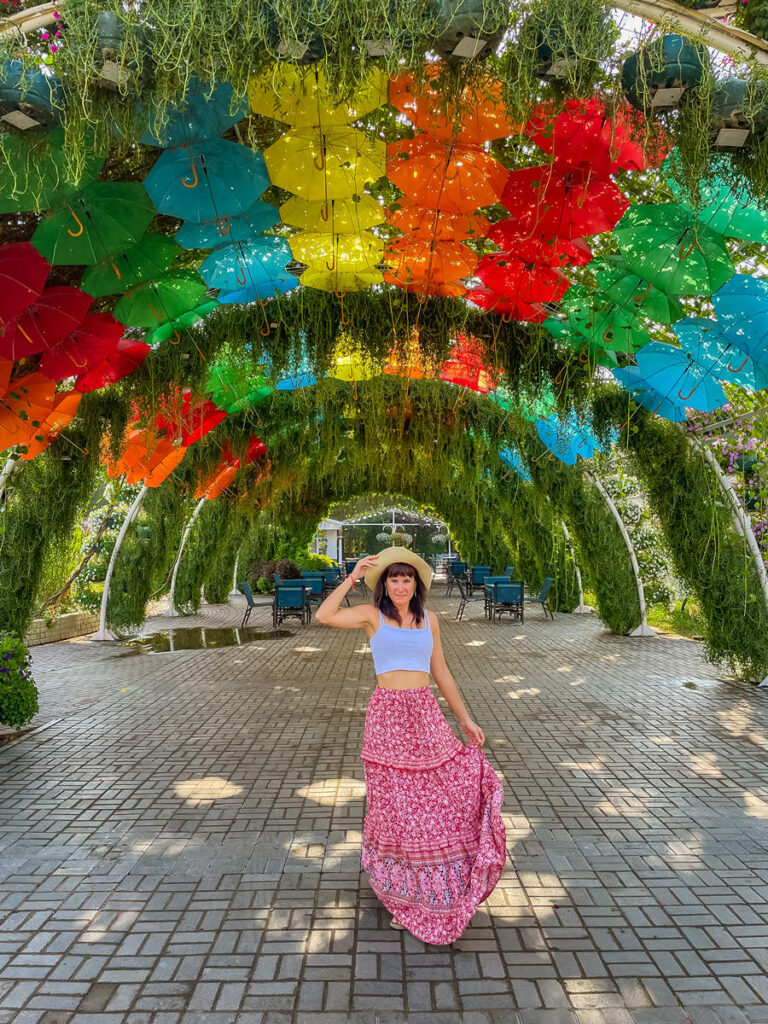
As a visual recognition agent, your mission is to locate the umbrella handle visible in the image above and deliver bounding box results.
[501,312,514,324]
[111,262,122,280]
[67,211,84,238]
[148,303,165,321]
[217,219,231,237]
[168,329,181,345]
[326,254,336,271]
[235,262,247,285]
[260,320,271,337]
[634,280,652,303]
[602,328,614,344]
[677,383,697,401]
[320,201,330,223]
[728,354,749,373]
[579,349,589,364]
[182,162,199,189]
[17,323,36,346]
[314,147,326,171]
[678,239,696,260]
[66,351,89,369]
[257,298,270,307]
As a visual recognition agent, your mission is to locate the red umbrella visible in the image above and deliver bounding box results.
[243,435,267,463]
[0,286,92,361]
[39,312,124,380]
[525,98,667,177]
[74,338,150,392]
[486,222,593,267]
[155,390,226,445]
[501,165,629,241]
[0,243,50,326]
[438,336,497,393]
[476,252,572,305]
[466,286,548,323]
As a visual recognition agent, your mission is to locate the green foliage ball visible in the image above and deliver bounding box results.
[0,632,39,730]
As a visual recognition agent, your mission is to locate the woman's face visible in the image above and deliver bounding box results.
[385,571,416,603]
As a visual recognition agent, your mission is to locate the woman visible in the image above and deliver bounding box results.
[316,546,507,945]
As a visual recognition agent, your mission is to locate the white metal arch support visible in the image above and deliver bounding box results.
[230,552,241,597]
[91,484,148,641]
[695,443,768,687]
[560,519,593,614]
[168,497,207,617]
[586,472,656,637]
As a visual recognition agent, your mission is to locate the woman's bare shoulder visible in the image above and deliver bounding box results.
[427,609,440,630]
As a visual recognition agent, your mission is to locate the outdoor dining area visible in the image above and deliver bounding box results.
[447,561,555,623]
[238,567,343,628]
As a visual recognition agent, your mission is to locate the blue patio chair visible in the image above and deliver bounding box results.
[492,581,524,623]
[503,565,515,578]
[446,560,468,597]
[300,575,324,611]
[275,585,310,627]
[455,577,486,621]
[238,580,258,628]
[525,577,555,620]
[483,576,510,618]
[468,565,491,596]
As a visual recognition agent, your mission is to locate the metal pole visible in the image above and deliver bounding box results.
[168,497,207,617]
[561,519,591,614]
[229,552,241,597]
[0,456,19,505]
[586,472,655,637]
[92,485,148,641]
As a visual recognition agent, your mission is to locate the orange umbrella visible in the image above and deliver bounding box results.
[389,69,515,144]
[20,391,82,460]
[384,237,477,294]
[106,427,152,478]
[387,135,507,215]
[383,335,436,380]
[387,201,489,243]
[439,336,497,394]
[0,365,56,453]
[142,442,188,487]
[197,463,239,500]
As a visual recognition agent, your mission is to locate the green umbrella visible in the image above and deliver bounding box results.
[31,182,155,266]
[489,382,556,421]
[0,131,105,214]
[145,300,219,345]
[206,360,274,413]
[557,286,651,354]
[81,233,181,297]
[591,257,684,325]
[613,203,734,297]
[114,270,207,328]
[544,316,619,368]
[663,151,768,245]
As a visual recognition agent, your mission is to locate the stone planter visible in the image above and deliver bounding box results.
[25,611,99,646]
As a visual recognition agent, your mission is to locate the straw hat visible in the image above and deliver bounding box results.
[364,546,432,591]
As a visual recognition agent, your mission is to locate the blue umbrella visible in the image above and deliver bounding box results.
[712,274,768,366]
[275,369,318,390]
[200,238,294,294]
[536,413,600,465]
[634,340,726,411]
[674,317,768,391]
[140,80,249,148]
[499,446,532,481]
[612,365,688,422]
[176,200,280,249]
[219,276,296,304]
[144,139,270,222]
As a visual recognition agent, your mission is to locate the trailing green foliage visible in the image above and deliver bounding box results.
[595,389,768,679]
[0,632,38,731]
[174,499,231,614]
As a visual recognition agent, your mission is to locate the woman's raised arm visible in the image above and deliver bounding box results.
[315,555,379,629]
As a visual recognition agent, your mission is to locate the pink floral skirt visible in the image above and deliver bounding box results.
[360,685,507,945]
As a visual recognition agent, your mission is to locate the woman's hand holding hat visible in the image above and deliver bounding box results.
[350,555,378,582]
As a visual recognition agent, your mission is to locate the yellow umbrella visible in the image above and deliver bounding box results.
[329,340,381,382]
[249,65,387,128]
[290,231,383,273]
[300,267,382,293]
[265,128,385,200]
[280,194,384,233]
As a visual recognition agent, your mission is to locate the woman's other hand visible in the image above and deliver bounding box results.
[350,554,379,581]
[460,718,485,746]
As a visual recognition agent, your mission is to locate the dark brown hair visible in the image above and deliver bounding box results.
[373,562,426,627]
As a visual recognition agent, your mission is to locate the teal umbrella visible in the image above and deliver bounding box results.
[144,139,270,222]
[176,200,280,249]
[81,233,180,297]
[613,203,734,297]
[141,80,249,148]
[31,182,154,265]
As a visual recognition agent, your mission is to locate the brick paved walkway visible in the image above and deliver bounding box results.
[2,587,768,1024]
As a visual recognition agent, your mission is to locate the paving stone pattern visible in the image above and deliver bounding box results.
[2,587,768,1024]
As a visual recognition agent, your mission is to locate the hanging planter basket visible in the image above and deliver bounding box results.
[621,34,708,113]
[711,78,768,150]
[0,59,63,132]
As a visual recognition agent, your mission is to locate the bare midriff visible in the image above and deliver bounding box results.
[376,670,431,690]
